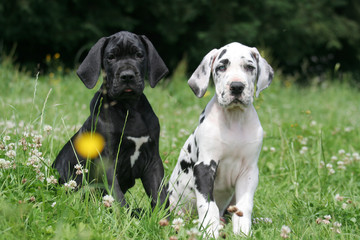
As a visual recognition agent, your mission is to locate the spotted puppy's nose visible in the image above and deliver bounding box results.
[120,70,135,83]
[230,82,245,95]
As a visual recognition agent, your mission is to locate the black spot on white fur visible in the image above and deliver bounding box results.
[180,158,195,174]
[194,160,218,202]
[201,65,206,75]
[218,49,227,60]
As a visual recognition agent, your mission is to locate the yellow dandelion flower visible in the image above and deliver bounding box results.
[49,72,55,78]
[46,54,51,63]
[204,90,211,97]
[54,53,60,59]
[74,132,105,159]
[305,110,311,115]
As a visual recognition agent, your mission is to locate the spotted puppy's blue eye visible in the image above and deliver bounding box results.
[216,65,226,72]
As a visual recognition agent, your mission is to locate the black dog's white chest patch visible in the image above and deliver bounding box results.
[126,136,149,167]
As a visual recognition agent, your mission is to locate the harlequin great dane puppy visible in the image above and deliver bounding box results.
[169,42,274,238]
[53,31,169,209]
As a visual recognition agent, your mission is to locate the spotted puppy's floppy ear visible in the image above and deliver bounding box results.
[251,48,274,97]
[188,49,219,98]
[77,37,109,89]
[139,35,169,88]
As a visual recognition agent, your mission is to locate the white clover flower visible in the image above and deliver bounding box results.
[333,221,342,228]
[0,143,6,151]
[337,161,346,170]
[178,128,189,137]
[172,218,184,226]
[47,175,58,184]
[280,225,291,238]
[51,202,56,208]
[329,169,335,175]
[5,150,16,159]
[353,152,360,161]
[263,146,269,151]
[299,146,308,155]
[0,158,11,169]
[3,136,11,141]
[270,147,276,152]
[326,163,333,169]
[192,219,200,225]
[186,227,200,237]
[64,180,77,190]
[31,149,43,158]
[331,221,342,234]
[335,194,344,201]
[102,195,115,207]
[74,164,86,175]
[32,134,43,148]
[74,164,82,170]
[338,149,345,155]
[44,125,53,134]
[310,120,317,127]
[27,155,41,166]
[37,172,45,182]
[7,143,15,150]
[172,218,185,231]
[299,137,308,145]
[6,121,16,129]
[344,127,352,132]
[331,155,338,161]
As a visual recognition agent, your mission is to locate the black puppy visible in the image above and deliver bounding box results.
[53,31,169,208]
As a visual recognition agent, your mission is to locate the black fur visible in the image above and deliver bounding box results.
[53,31,169,209]
[194,160,218,202]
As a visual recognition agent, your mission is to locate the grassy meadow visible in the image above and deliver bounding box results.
[0,58,359,239]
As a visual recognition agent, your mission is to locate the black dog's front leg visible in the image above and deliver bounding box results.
[105,168,128,207]
[141,158,169,209]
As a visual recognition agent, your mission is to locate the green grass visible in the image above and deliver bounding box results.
[0,59,359,239]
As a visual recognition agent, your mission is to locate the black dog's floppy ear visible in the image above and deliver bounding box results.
[140,35,169,88]
[77,37,108,89]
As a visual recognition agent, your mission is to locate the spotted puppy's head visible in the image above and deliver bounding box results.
[188,42,274,108]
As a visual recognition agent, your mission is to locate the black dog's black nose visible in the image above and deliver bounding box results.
[119,70,135,83]
[230,82,245,95]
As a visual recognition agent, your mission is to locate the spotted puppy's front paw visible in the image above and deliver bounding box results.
[232,214,252,236]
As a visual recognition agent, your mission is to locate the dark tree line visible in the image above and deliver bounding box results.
[1,0,359,81]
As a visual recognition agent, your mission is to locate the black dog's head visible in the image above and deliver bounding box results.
[77,31,168,101]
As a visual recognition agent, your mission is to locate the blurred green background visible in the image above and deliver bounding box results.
[0,0,359,82]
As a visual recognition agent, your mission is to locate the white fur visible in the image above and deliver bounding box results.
[169,42,273,238]
[127,136,149,167]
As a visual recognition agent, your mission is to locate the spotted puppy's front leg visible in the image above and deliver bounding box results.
[194,160,220,238]
[232,164,259,236]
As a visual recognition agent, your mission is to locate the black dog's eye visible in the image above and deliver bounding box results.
[245,65,255,72]
[216,65,226,72]
[135,52,144,59]
[107,54,116,61]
